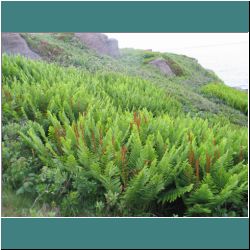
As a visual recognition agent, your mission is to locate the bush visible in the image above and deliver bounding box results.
[201,83,248,114]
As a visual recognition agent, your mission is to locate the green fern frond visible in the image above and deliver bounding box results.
[159,184,194,204]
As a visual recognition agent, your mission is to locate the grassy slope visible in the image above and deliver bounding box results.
[21,33,248,125]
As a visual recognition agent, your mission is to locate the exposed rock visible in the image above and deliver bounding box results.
[149,58,175,76]
[2,33,41,59]
[75,33,120,58]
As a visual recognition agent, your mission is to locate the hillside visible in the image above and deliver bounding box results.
[17,33,247,125]
[2,33,248,217]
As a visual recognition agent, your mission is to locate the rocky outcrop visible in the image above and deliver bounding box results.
[149,58,175,76]
[2,33,41,59]
[75,33,120,58]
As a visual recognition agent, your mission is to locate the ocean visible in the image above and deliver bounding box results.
[182,42,249,90]
[105,33,249,90]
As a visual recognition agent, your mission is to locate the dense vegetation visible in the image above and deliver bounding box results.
[2,55,248,217]
[20,33,248,126]
[202,82,248,114]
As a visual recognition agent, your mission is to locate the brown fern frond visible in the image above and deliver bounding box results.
[133,112,141,130]
[73,122,80,144]
[206,153,211,173]
[121,145,128,187]
[213,138,216,146]
[239,145,243,162]
[195,158,200,181]
[80,123,85,144]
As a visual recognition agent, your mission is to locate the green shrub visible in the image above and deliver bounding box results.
[202,83,248,114]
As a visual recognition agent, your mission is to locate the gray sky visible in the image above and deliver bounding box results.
[105,33,249,89]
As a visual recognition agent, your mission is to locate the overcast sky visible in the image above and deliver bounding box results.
[105,33,249,89]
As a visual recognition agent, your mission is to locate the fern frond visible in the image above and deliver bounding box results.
[159,184,194,204]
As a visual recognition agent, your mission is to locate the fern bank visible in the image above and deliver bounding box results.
[2,55,248,217]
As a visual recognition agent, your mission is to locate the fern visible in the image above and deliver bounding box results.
[159,184,194,204]
[3,55,248,217]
